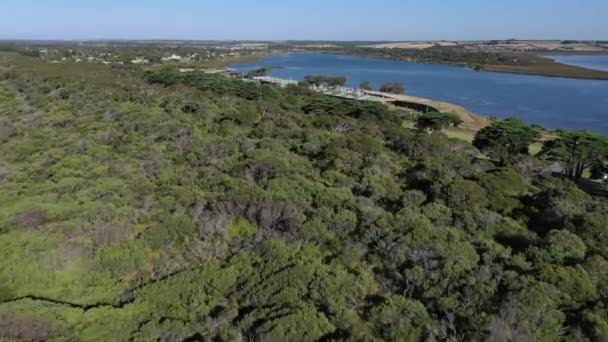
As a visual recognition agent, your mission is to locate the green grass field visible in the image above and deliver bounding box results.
[443,127,476,143]
[529,142,543,155]
[403,119,476,142]
[404,119,548,158]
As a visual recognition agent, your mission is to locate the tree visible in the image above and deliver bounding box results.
[359,80,373,91]
[415,112,463,132]
[486,281,565,341]
[473,118,540,165]
[0,66,9,81]
[590,161,608,180]
[369,295,430,341]
[379,82,405,94]
[302,75,347,87]
[540,130,608,180]
[443,179,489,209]
[246,66,271,78]
[545,229,587,263]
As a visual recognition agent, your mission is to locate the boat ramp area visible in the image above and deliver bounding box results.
[253,76,299,87]
[253,76,379,101]
[200,70,491,130]
[249,75,491,130]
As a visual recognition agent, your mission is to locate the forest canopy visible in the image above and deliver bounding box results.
[0,51,607,341]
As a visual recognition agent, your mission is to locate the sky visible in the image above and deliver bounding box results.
[1,0,606,41]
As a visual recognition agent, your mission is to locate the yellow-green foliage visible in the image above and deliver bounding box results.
[228,218,257,239]
[0,52,606,341]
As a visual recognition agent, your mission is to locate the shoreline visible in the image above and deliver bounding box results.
[362,90,492,131]
[481,66,608,80]
[229,53,603,135]
[481,60,608,80]
[251,73,492,132]
[228,49,608,80]
[291,49,608,80]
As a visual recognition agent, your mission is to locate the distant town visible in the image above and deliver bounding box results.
[2,39,608,80]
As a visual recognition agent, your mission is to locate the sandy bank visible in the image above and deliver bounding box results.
[363,90,492,131]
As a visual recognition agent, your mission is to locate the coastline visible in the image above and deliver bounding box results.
[294,49,608,80]
[203,51,271,68]
[229,52,605,135]
[248,70,491,132]
[481,61,608,80]
[362,90,492,131]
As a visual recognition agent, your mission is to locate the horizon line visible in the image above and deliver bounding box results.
[1,38,607,43]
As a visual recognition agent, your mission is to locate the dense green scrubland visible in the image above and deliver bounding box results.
[0,52,607,341]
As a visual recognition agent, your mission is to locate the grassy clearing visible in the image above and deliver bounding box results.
[529,143,543,156]
[444,127,476,143]
[402,120,415,129]
[405,119,549,157]
[403,119,477,143]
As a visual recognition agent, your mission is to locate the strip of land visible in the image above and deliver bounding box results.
[289,40,608,80]
[482,60,608,80]
[363,90,491,130]
[251,74,492,132]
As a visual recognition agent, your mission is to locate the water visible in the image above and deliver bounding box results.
[230,53,608,134]
[548,55,608,72]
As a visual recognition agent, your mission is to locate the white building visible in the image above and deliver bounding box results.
[131,57,149,64]
[161,54,183,62]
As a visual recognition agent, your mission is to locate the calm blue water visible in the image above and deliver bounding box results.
[230,53,608,134]
[548,55,608,72]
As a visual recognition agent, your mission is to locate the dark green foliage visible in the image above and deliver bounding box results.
[442,179,489,209]
[1,53,607,341]
[583,307,608,341]
[415,112,463,132]
[359,80,372,90]
[368,295,430,341]
[590,161,608,180]
[541,130,608,180]
[246,66,272,78]
[301,74,347,87]
[473,117,540,164]
[379,82,405,94]
[147,68,280,101]
[486,280,565,341]
[475,168,532,214]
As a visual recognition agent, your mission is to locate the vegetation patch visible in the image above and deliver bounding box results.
[0,51,607,341]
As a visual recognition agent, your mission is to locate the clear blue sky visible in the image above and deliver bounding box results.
[1,0,606,41]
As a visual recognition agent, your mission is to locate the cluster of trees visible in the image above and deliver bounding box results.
[301,74,347,87]
[379,82,405,94]
[303,44,538,67]
[415,112,462,132]
[473,118,608,181]
[0,51,607,341]
[245,66,271,78]
[542,130,608,180]
[359,80,373,91]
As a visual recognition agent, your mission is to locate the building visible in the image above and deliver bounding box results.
[161,54,183,62]
[253,76,298,87]
[131,57,149,64]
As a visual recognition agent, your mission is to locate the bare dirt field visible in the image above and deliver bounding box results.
[362,40,607,52]
[464,40,607,52]
[295,44,341,48]
[362,41,460,49]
